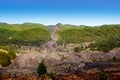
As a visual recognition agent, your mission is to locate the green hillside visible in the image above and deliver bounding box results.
[58,25,120,52]
[0,23,51,46]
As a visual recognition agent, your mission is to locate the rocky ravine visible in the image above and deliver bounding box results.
[1,27,120,79]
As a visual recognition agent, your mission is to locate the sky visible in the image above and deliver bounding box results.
[0,0,120,26]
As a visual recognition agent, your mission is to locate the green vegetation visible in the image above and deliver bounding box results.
[0,46,16,66]
[99,66,108,80]
[0,23,51,46]
[37,61,47,76]
[58,25,120,52]
[56,23,86,32]
[108,56,120,62]
[74,47,84,52]
[0,22,46,31]
[92,58,97,62]
[37,61,57,79]
[0,22,120,52]
[0,52,11,67]
[11,28,51,46]
[7,50,16,60]
[49,72,57,79]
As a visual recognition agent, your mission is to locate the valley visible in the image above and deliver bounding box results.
[0,23,120,80]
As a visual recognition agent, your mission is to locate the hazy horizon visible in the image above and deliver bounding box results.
[0,22,120,27]
[0,0,120,26]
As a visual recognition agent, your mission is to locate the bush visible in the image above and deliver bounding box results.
[92,58,97,62]
[112,56,119,62]
[108,56,120,62]
[0,47,16,67]
[99,67,107,80]
[37,61,47,76]
[49,72,57,79]
[7,50,16,60]
[74,47,83,52]
[0,52,11,66]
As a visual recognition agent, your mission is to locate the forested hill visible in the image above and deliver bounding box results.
[57,24,120,52]
[0,23,51,46]
[0,22,120,52]
[0,22,47,31]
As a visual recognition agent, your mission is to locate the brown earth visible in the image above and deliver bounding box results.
[1,68,120,80]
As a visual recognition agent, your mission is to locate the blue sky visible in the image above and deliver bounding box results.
[0,0,120,26]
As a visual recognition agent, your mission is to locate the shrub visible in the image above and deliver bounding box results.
[112,56,119,62]
[74,47,83,52]
[49,72,57,79]
[0,52,11,66]
[108,56,120,62]
[37,61,47,76]
[7,50,16,60]
[92,58,97,62]
[99,66,107,80]
[40,74,52,80]
[0,46,16,67]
